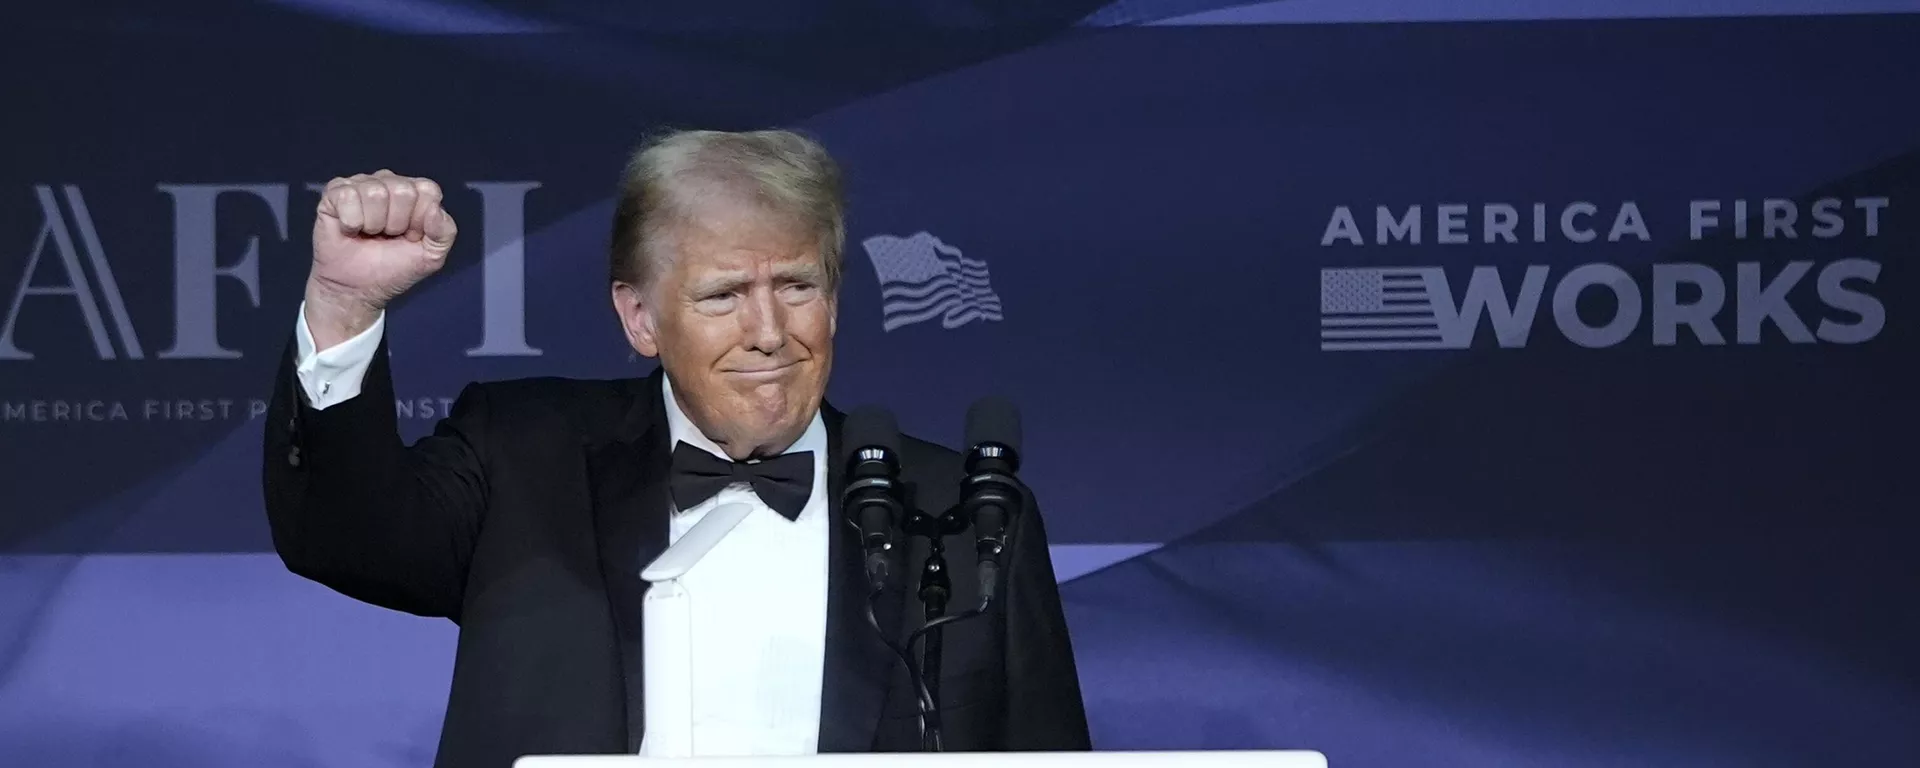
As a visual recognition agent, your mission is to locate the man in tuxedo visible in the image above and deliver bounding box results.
[262,129,1090,767]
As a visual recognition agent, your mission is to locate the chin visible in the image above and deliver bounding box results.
[728,392,808,429]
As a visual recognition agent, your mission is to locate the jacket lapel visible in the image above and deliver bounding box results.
[817,405,910,752]
[587,371,672,754]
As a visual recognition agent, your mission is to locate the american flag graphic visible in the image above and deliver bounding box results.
[859,232,1004,332]
[1319,267,1452,351]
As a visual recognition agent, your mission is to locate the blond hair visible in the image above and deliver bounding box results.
[609,128,846,293]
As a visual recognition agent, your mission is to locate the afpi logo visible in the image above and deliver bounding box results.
[2,181,542,361]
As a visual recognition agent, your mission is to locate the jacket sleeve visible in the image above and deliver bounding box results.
[262,333,487,620]
[1000,489,1094,750]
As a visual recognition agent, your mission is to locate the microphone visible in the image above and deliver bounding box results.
[841,406,941,744]
[960,396,1023,605]
[841,406,904,594]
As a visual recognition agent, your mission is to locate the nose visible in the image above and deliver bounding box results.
[740,285,787,355]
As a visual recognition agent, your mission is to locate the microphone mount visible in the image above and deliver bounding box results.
[901,505,971,752]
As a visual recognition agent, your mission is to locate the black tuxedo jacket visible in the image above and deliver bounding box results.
[261,339,1091,768]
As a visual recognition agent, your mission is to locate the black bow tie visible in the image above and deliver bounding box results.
[668,441,814,521]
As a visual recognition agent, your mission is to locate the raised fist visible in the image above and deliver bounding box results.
[305,170,457,347]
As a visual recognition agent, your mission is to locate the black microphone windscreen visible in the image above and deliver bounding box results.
[843,405,901,460]
[964,396,1022,454]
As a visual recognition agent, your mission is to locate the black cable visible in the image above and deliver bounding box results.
[899,595,990,751]
[864,589,939,742]
[906,601,989,651]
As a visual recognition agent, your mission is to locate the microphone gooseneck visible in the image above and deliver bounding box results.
[840,406,903,594]
[961,396,1023,604]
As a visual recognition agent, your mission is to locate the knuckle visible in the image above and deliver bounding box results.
[360,183,388,199]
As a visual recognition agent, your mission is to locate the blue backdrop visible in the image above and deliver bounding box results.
[4,2,1918,765]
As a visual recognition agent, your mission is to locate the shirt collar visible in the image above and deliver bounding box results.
[662,373,826,463]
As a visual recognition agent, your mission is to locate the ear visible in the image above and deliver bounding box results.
[611,281,660,358]
[826,287,838,338]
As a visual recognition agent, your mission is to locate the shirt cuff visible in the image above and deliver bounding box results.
[294,301,385,411]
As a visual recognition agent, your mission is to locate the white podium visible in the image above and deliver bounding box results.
[516,752,1326,767]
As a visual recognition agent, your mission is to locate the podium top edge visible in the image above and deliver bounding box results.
[514,751,1329,768]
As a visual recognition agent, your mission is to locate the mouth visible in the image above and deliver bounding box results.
[724,361,800,380]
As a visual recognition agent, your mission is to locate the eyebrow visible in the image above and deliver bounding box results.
[687,274,750,297]
[685,264,825,297]
[774,264,825,283]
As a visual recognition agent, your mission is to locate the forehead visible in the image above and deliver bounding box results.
[665,207,822,277]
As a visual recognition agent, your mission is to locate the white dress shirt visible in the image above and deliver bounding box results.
[293,305,386,410]
[292,304,831,756]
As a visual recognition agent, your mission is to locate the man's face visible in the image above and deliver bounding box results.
[615,204,836,460]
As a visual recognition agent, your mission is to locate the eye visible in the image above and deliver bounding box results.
[693,289,740,313]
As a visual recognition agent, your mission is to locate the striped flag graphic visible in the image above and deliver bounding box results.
[860,232,1004,332]
[1319,267,1454,351]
